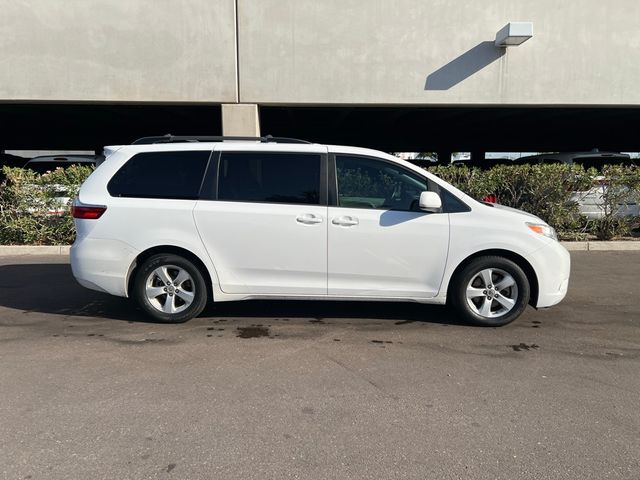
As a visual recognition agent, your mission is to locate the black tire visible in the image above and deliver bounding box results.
[133,254,208,323]
[449,256,530,327]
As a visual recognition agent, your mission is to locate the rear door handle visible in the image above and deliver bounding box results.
[332,216,359,226]
[296,213,323,225]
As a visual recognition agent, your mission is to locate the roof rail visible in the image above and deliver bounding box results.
[132,134,311,145]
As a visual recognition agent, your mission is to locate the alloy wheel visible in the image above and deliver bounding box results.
[465,268,518,319]
[145,265,195,314]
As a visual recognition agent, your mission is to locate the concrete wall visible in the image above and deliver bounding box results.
[238,0,640,105]
[1,0,639,106]
[0,0,237,102]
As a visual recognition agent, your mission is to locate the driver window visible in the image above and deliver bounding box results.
[335,155,429,211]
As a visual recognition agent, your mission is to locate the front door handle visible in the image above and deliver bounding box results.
[296,213,323,225]
[332,216,359,226]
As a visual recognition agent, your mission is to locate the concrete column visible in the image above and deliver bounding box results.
[436,151,452,165]
[221,104,260,137]
[470,150,486,167]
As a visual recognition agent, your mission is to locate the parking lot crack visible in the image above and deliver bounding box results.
[319,350,390,397]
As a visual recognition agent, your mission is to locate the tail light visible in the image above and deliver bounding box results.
[483,194,498,203]
[71,204,106,219]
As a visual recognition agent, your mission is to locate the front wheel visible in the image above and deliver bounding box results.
[449,256,530,326]
[133,254,208,323]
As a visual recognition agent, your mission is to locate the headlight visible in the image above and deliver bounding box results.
[526,222,558,241]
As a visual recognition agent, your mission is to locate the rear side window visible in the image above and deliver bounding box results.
[218,152,321,205]
[108,151,210,199]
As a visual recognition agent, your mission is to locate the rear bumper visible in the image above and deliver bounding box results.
[526,241,571,308]
[70,238,139,297]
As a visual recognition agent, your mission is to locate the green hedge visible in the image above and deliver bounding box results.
[0,165,94,245]
[428,163,640,240]
[0,163,638,244]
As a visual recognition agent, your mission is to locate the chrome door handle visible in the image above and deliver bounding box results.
[332,216,359,226]
[296,213,323,225]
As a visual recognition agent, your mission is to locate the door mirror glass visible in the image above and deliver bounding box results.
[419,191,442,212]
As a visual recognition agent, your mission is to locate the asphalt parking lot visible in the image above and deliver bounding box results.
[0,252,639,480]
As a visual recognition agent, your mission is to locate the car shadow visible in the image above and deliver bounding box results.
[0,263,466,326]
[0,263,145,322]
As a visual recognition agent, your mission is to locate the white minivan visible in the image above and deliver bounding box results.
[71,136,570,326]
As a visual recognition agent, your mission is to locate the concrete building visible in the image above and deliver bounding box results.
[1,0,640,157]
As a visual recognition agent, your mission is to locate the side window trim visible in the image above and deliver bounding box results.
[210,151,328,206]
[328,153,338,207]
[441,187,472,213]
[197,150,219,201]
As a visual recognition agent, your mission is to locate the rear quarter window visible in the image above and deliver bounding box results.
[108,151,210,199]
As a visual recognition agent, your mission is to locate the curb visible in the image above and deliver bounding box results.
[560,241,640,251]
[0,242,639,256]
[0,246,71,256]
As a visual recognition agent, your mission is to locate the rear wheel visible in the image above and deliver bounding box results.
[450,256,530,326]
[133,254,208,323]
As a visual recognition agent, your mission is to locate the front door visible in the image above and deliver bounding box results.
[328,155,449,298]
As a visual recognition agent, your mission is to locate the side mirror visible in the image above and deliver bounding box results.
[419,191,442,212]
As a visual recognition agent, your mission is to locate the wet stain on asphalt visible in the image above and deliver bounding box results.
[236,326,270,339]
[395,320,416,325]
[309,318,325,324]
[511,343,540,352]
[166,463,176,473]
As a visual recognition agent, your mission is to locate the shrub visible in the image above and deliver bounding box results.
[580,164,640,240]
[428,165,497,201]
[0,165,94,245]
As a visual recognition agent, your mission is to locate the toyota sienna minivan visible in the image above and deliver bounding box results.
[70,135,570,326]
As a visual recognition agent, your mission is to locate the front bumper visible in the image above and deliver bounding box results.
[526,241,571,308]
